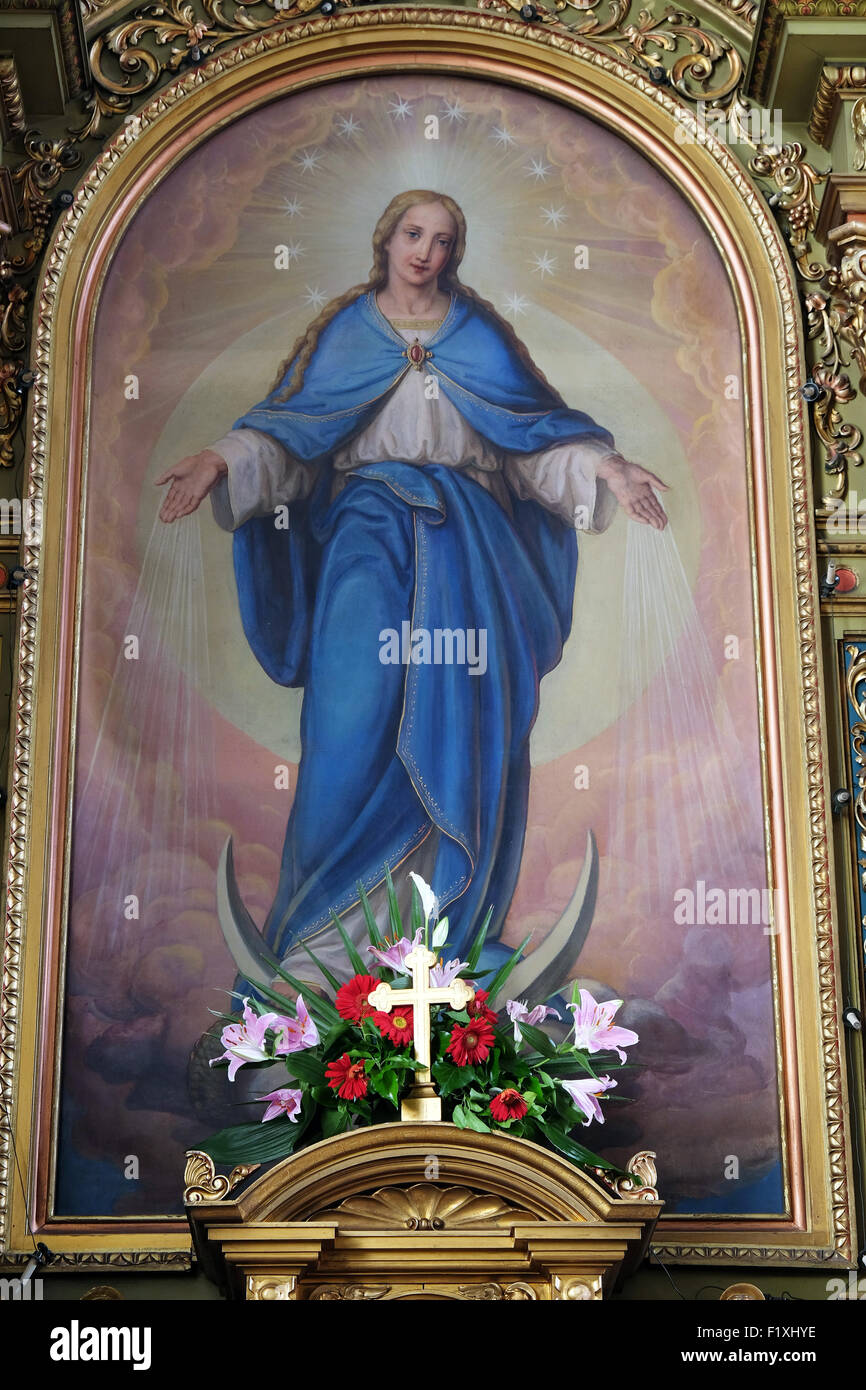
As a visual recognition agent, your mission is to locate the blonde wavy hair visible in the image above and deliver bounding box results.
[270,189,561,402]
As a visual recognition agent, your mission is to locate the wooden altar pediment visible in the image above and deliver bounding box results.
[185,1123,662,1301]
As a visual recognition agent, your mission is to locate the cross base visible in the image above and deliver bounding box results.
[401,1081,442,1123]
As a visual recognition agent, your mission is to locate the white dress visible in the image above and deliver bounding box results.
[210,321,619,535]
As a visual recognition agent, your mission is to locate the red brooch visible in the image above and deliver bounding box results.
[405,339,433,371]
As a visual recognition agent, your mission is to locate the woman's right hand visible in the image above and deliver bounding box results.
[156,449,228,523]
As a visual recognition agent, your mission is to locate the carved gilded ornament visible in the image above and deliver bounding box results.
[807,65,866,150]
[853,97,866,174]
[458,1280,539,1299]
[183,1149,260,1203]
[309,1182,534,1229]
[804,230,866,504]
[613,1149,660,1201]
[248,1276,299,1299]
[475,0,743,103]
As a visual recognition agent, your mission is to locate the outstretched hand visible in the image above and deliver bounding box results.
[156,449,227,523]
[598,454,669,530]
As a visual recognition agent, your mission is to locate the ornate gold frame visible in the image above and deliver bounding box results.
[0,7,854,1269]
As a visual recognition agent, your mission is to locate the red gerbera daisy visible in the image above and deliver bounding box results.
[373,1005,414,1046]
[467,988,498,1026]
[325,1053,369,1100]
[446,1019,496,1067]
[335,973,380,1024]
[489,1088,528,1123]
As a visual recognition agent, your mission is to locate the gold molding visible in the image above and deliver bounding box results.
[0,55,25,142]
[0,7,851,1269]
[808,64,866,150]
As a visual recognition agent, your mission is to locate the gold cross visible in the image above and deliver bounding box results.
[367,945,475,1121]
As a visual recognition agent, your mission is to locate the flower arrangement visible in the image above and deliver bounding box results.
[198,872,639,1182]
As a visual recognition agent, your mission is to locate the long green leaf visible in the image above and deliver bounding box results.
[357,881,385,948]
[517,1021,558,1057]
[196,1109,312,1166]
[384,863,403,939]
[301,941,342,994]
[465,906,493,972]
[541,1122,616,1171]
[484,935,532,1006]
[329,909,367,978]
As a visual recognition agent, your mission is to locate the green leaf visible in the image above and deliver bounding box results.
[517,1022,558,1057]
[300,941,342,995]
[329,909,367,978]
[321,1106,351,1139]
[384,863,403,940]
[321,1020,352,1054]
[459,1107,492,1133]
[357,881,385,948]
[431,1059,468,1099]
[196,1111,311,1166]
[282,1050,326,1086]
[367,1067,399,1109]
[484,935,532,1006]
[465,906,493,972]
[536,1055,600,1082]
[541,1122,616,1171]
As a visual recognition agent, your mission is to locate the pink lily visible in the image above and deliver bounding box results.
[568,990,638,1061]
[272,994,319,1055]
[210,999,294,1082]
[430,957,467,988]
[506,998,561,1043]
[560,1074,617,1126]
[368,927,424,972]
[260,1087,303,1124]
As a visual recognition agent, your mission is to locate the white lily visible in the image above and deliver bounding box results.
[431,916,449,949]
[409,871,439,927]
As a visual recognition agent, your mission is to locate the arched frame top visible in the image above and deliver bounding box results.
[4,8,851,1270]
[222,1123,653,1225]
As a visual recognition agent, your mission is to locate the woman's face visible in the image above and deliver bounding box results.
[385,202,457,290]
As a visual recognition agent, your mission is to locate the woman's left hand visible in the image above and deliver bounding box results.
[598,454,669,531]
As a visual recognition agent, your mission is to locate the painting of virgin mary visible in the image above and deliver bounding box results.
[157,189,668,992]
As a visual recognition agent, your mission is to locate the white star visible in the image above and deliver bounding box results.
[490,125,516,147]
[541,204,566,227]
[388,97,413,120]
[297,149,323,173]
[336,115,362,138]
[283,196,304,217]
[530,250,557,277]
[526,157,552,181]
[303,285,327,309]
[285,242,306,264]
[503,291,529,318]
[442,99,467,123]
